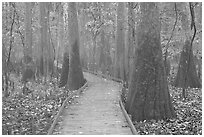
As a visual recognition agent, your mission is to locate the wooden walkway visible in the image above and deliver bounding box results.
[52,72,132,135]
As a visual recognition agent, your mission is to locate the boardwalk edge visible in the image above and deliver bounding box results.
[47,81,88,135]
[119,97,138,135]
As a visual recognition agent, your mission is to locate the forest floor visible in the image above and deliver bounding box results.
[2,73,75,135]
[2,72,202,135]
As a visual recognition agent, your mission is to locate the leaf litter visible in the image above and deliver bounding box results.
[2,75,74,135]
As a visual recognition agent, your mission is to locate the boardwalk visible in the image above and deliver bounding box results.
[52,72,132,135]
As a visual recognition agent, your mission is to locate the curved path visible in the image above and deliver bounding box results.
[52,72,132,135]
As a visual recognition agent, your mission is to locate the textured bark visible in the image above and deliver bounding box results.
[126,2,136,85]
[125,3,175,121]
[59,52,69,88]
[114,2,125,81]
[67,3,85,91]
[174,40,201,88]
[40,2,49,80]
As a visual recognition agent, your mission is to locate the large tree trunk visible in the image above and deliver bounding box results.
[174,40,201,88]
[67,3,85,91]
[114,2,125,81]
[125,3,175,121]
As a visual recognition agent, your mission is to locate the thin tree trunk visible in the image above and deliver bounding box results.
[99,29,106,73]
[92,38,97,71]
[24,2,32,59]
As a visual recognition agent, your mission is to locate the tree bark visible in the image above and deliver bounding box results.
[126,2,136,85]
[22,2,35,90]
[47,3,54,77]
[67,2,85,90]
[24,2,32,59]
[59,52,69,88]
[99,29,106,73]
[114,2,125,81]
[39,2,49,81]
[174,3,201,89]
[125,3,175,121]
[174,40,201,88]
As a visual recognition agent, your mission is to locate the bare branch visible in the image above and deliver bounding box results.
[189,2,196,46]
